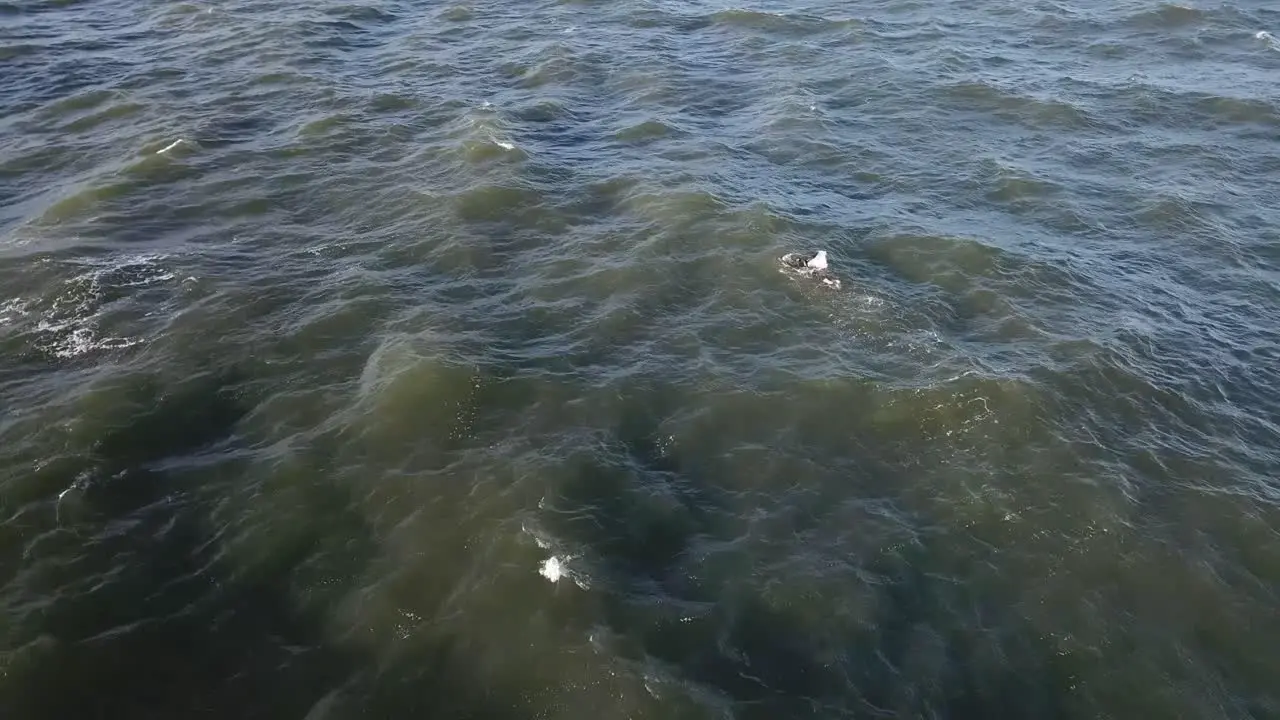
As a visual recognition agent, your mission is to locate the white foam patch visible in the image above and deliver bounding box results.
[1259,31,1280,51]
[489,135,516,151]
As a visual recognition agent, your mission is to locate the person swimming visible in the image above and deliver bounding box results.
[779,250,841,289]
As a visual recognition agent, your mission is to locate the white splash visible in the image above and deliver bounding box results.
[806,250,829,270]
[1258,31,1280,51]
[490,135,516,151]
[540,555,565,583]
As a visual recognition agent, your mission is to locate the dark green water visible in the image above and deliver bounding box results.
[2,0,1280,717]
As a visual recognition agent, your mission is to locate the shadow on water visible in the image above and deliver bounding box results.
[0,370,532,720]
[544,386,1075,719]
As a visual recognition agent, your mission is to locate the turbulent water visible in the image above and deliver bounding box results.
[2,0,1279,717]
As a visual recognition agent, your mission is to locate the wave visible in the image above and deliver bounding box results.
[1121,85,1280,130]
[709,8,860,36]
[1123,3,1206,30]
[942,80,1101,131]
[625,6,859,37]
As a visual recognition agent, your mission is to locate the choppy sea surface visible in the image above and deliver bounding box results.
[2,0,1280,717]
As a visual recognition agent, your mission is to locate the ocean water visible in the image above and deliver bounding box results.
[2,0,1279,717]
